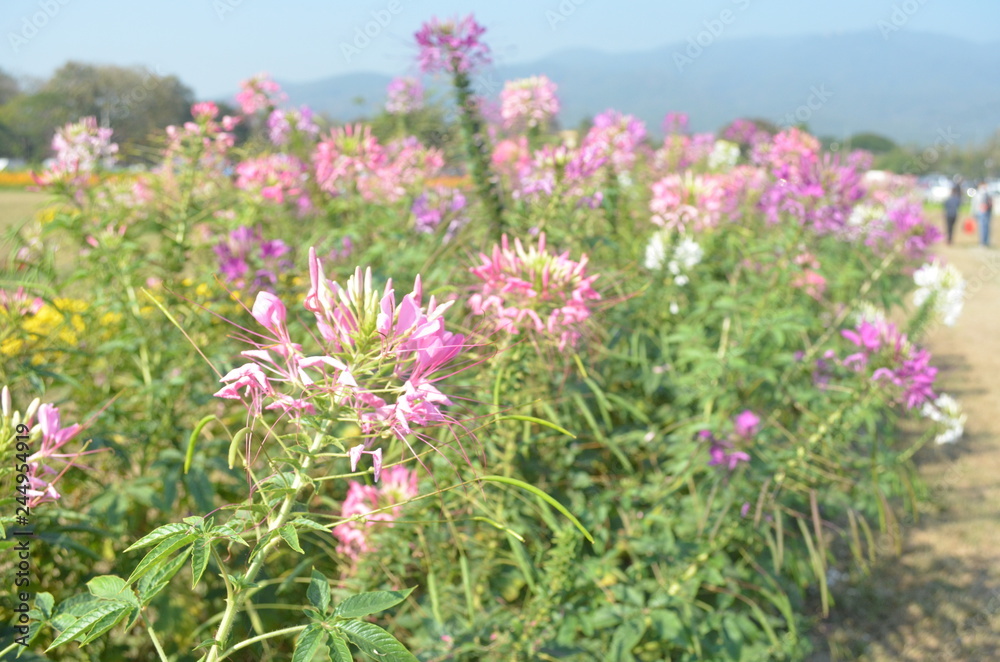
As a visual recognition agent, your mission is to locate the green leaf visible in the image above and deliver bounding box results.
[86,576,138,608]
[334,587,414,620]
[479,475,595,543]
[191,538,210,589]
[80,606,134,645]
[292,517,332,533]
[47,602,130,651]
[126,533,197,585]
[33,592,55,620]
[280,523,304,554]
[138,548,190,605]
[338,620,418,661]
[494,415,576,438]
[328,632,353,662]
[308,569,331,613]
[292,622,328,662]
[125,522,191,553]
[608,619,646,662]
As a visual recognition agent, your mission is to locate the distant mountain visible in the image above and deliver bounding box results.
[274,31,1000,144]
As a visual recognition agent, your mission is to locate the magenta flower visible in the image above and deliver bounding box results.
[500,75,560,129]
[841,318,938,409]
[699,429,751,471]
[415,14,491,75]
[235,153,312,210]
[733,410,761,438]
[582,110,647,173]
[468,233,601,351]
[266,106,319,146]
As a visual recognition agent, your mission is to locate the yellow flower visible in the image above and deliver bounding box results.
[195,283,211,298]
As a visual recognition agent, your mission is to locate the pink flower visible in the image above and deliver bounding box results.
[385,77,424,114]
[415,15,491,75]
[582,110,646,173]
[468,233,601,350]
[841,318,937,409]
[500,75,560,129]
[333,465,418,560]
[191,102,219,121]
[733,410,761,438]
[235,73,287,115]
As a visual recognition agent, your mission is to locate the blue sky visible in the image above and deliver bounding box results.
[3,0,998,98]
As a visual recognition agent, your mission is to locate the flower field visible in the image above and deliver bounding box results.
[0,14,974,662]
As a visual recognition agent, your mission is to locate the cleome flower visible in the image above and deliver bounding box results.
[2,386,95,508]
[333,465,418,560]
[920,393,966,445]
[214,249,468,477]
[912,258,965,327]
[468,233,601,351]
[415,14,491,75]
[841,318,937,410]
[500,75,560,130]
[385,77,425,115]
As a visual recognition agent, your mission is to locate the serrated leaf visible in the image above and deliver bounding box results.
[191,538,210,589]
[126,533,197,585]
[329,632,352,662]
[292,622,328,662]
[138,548,190,605]
[47,602,130,651]
[125,522,191,553]
[292,517,332,533]
[34,592,54,620]
[183,515,206,529]
[87,576,137,608]
[280,523,304,554]
[335,587,414,620]
[308,569,331,613]
[80,606,133,645]
[338,620,417,661]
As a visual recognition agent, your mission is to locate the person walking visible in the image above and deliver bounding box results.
[944,183,962,245]
[974,181,993,247]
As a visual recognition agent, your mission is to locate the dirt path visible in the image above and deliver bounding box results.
[813,225,1000,660]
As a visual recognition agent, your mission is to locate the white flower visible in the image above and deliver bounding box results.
[707,140,740,170]
[913,259,965,327]
[854,302,887,325]
[644,232,667,270]
[921,393,966,444]
[848,204,884,227]
[668,301,680,315]
[673,237,704,270]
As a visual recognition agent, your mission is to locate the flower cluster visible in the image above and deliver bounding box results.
[385,77,424,115]
[791,252,827,300]
[644,233,703,286]
[334,465,418,560]
[699,410,759,471]
[582,110,647,173]
[162,104,239,179]
[468,233,600,350]
[411,187,467,236]
[511,143,606,208]
[912,259,965,327]
[2,386,91,508]
[0,287,44,318]
[213,226,293,293]
[500,75,560,129]
[662,111,689,135]
[214,249,468,467]
[708,140,741,171]
[235,73,287,115]
[266,106,319,146]
[235,153,312,212]
[649,173,725,233]
[415,15,491,75]
[842,318,937,409]
[33,117,118,193]
[920,393,966,445]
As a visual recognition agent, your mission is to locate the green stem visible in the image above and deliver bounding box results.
[452,69,505,241]
[141,613,170,662]
[204,430,326,662]
[218,624,308,659]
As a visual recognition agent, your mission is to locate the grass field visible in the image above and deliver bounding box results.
[0,189,47,232]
